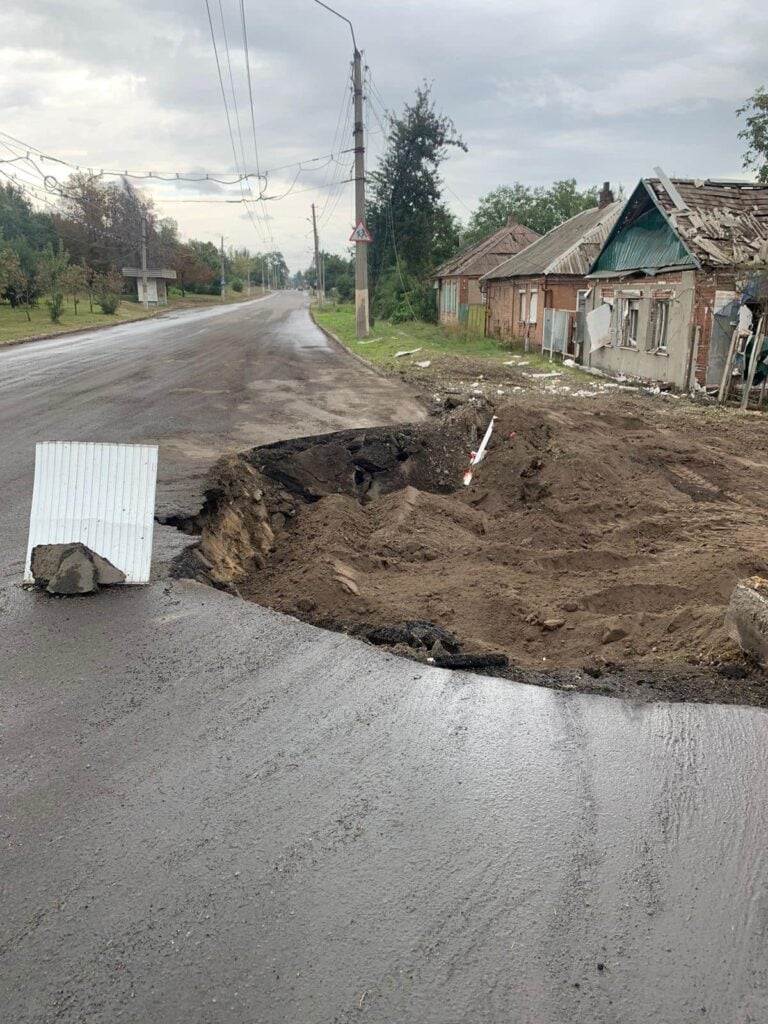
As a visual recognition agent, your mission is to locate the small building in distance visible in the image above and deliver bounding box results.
[434,218,539,333]
[584,174,768,388]
[481,184,621,355]
[121,266,177,306]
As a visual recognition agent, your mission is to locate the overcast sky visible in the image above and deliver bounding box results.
[2,0,766,272]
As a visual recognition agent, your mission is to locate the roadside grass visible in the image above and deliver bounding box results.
[0,288,267,346]
[312,302,567,373]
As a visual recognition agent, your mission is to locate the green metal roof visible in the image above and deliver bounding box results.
[591,205,694,274]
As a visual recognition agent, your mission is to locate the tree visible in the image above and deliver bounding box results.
[172,242,215,296]
[53,173,155,274]
[0,182,56,251]
[463,179,601,245]
[94,270,123,314]
[61,262,89,314]
[738,86,768,183]
[37,242,70,322]
[304,252,354,302]
[0,243,25,313]
[367,83,466,320]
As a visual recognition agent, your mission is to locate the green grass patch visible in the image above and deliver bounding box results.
[0,298,156,345]
[313,302,565,373]
[0,289,266,346]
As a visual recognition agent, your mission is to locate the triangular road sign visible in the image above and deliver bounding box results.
[349,220,373,243]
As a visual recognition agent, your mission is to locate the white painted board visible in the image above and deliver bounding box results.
[586,304,612,352]
[24,441,159,584]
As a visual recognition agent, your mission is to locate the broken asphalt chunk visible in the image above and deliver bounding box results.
[30,542,126,595]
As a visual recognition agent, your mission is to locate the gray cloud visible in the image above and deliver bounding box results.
[2,0,767,270]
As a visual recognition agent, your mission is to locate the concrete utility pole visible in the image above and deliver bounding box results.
[311,202,323,308]
[352,46,369,337]
[220,236,226,301]
[313,1,369,337]
[140,216,149,311]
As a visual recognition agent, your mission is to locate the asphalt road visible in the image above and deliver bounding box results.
[2,294,767,1023]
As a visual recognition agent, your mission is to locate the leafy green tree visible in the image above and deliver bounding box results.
[61,262,89,314]
[38,242,70,322]
[368,83,466,320]
[94,270,123,314]
[0,243,25,309]
[738,86,768,182]
[1,236,40,319]
[0,182,56,251]
[463,179,601,245]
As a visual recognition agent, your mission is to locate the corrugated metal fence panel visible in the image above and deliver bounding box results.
[24,442,159,584]
[542,309,570,354]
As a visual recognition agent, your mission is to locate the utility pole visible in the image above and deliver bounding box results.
[352,46,369,337]
[311,202,322,308]
[220,235,226,301]
[140,216,149,311]
[313,2,368,337]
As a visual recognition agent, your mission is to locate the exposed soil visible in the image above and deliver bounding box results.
[171,388,768,706]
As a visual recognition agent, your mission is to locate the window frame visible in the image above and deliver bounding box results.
[528,287,539,325]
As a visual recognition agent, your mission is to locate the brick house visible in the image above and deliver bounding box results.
[480,185,621,354]
[434,218,539,332]
[584,175,768,388]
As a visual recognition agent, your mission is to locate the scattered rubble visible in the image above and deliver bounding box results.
[30,543,126,595]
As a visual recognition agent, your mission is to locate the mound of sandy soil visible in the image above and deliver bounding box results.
[185,391,768,703]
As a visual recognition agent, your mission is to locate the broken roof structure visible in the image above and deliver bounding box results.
[435,218,540,281]
[590,174,768,277]
[481,203,623,282]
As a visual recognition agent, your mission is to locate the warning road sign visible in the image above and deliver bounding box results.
[349,220,373,243]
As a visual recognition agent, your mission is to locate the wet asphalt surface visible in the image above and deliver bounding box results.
[2,294,768,1022]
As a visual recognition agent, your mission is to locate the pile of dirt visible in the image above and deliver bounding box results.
[176,391,768,705]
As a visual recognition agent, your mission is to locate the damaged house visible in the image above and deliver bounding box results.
[434,218,539,332]
[584,173,768,388]
[480,184,621,355]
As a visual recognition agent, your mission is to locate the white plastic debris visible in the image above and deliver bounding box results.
[393,347,422,358]
[462,415,497,486]
[415,360,431,368]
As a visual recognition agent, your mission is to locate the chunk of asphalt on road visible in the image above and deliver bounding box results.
[30,542,126,595]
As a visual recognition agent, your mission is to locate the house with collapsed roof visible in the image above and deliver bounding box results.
[434,218,539,332]
[480,184,622,354]
[584,173,768,388]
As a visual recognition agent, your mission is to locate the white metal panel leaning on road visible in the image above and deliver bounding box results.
[24,441,158,584]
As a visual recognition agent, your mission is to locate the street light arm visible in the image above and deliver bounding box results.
[312,0,358,53]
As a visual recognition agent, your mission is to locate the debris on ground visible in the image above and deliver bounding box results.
[30,542,126,595]
[172,388,768,705]
[725,577,768,665]
[393,347,422,358]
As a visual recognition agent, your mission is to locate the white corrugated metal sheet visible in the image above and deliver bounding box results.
[24,441,159,584]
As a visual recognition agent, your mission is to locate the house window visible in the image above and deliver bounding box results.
[622,298,640,347]
[518,288,527,323]
[529,288,539,325]
[652,299,670,351]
